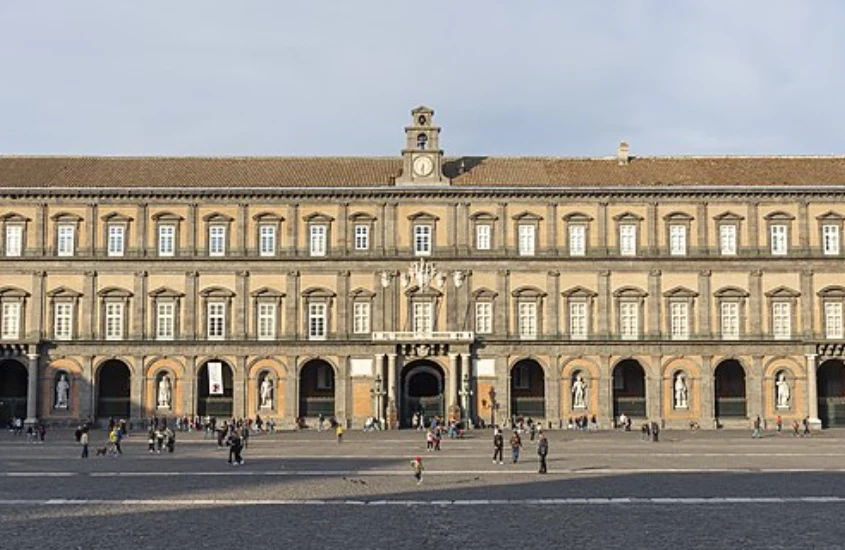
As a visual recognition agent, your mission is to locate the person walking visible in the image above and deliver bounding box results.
[492,429,504,464]
[752,416,762,438]
[80,428,89,459]
[336,422,344,443]
[537,432,549,474]
[510,431,522,464]
[410,456,424,485]
[776,415,783,433]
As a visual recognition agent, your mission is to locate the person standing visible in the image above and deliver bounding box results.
[776,415,783,433]
[80,428,89,459]
[510,431,522,464]
[752,416,762,439]
[336,422,344,443]
[410,456,424,485]
[537,432,549,474]
[492,429,504,464]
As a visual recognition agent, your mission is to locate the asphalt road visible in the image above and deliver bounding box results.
[1,428,844,549]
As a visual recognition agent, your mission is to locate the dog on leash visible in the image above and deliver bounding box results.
[95,446,108,456]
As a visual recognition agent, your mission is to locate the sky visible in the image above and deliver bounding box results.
[1,1,844,157]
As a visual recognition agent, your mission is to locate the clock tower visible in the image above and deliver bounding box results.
[395,105,447,185]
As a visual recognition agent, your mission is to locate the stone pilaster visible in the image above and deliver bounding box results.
[546,270,560,337]
[235,271,249,339]
[337,270,350,338]
[287,203,299,256]
[647,202,658,256]
[497,202,508,255]
[747,356,764,420]
[697,270,712,339]
[647,355,662,420]
[285,271,300,339]
[28,270,46,340]
[376,203,386,254]
[699,355,714,426]
[806,354,820,427]
[184,271,199,340]
[338,202,348,256]
[183,356,196,417]
[85,202,97,256]
[597,202,609,256]
[749,270,763,338]
[747,202,759,255]
[385,203,397,256]
[387,353,397,427]
[24,353,39,425]
[186,203,198,256]
[130,355,144,420]
[546,202,558,255]
[648,269,662,339]
[457,202,469,255]
[801,269,814,338]
[597,270,611,338]
[496,269,510,337]
[237,203,248,256]
[233,355,247,418]
[135,203,148,257]
[132,270,148,339]
[798,200,810,253]
[35,203,47,256]
[696,202,708,255]
[448,353,459,409]
[448,202,457,255]
[598,355,612,427]
[284,356,298,425]
[82,270,97,339]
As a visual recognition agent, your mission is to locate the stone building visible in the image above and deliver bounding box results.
[2,105,845,429]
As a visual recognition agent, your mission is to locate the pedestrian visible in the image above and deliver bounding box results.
[318,413,324,432]
[537,432,549,474]
[650,421,660,443]
[510,431,522,463]
[792,419,800,437]
[410,456,424,485]
[493,428,504,464]
[802,417,811,437]
[434,428,442,451]
[641,422,650,442]
[776,415,783,433]
[529,420,537,442]
[426,430,435,451]
[80,427,89,459]
[752,415,762,438]
[228,432,244,465]
[336,422,344,443]
[147,427,156,453]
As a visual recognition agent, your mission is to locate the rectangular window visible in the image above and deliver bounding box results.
[308,302,326,339]
[158,225,175,257]
[54,303,73,340]
[1,302,20,340]
[823,224,840,256]
[569,302,587,340]
[619,224,637,256]
[412,302,433,334]
[207,302,226,340]
[518,225,535,256]
[259,225,277,257]
[57,225,75,257]
[105,302,124,340]
[670,302,689,340]
[475,302,492,334]
[107,225,125,257]
[354,225,369,251]
[518,302,537,339]
[826,302,843,339]
[719,225,737,256]
[770,224,788,255]
[721,302,739,340]
[309,225,327,257]
[669,225,687,256]
[569,225,586,257]
[209,225,226,256]
[257,302,276,340]
[772,302,791,340]
[414,225,432,256]
[620,302,639,340]
[156,302,175,341]
[476,224,491,251]
[353,302,370,334]
[5,225,22,257]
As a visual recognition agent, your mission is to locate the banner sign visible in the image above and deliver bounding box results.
[208,361,224,395]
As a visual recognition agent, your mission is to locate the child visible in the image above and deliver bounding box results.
[410,456,424,485]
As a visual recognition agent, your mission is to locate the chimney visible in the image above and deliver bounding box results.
[617,141,630,165]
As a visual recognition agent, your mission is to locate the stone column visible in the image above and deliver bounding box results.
[24,353,39,426]
[337,270,350,338]
[798,200,810,253]
[698,270,712,339]
[749,270,763,338]
[184,271,198,340]
[373,354,385,420]
[806,354,820,427]
[336,357,349,426]
[183,356,196,417]
[130,355,144,420]
[284,356,298,426]
[747,356,764,420]
[699,355,715,427]
[647,355,662,420]
[496,270,510,337]
[545,355,561,426]
[79,356,95,419]
[801,269,814,338]
[235,271,249,339]
[233,356,247,419]
[597,270,611,338]
[598,355,613,427]
[85,202,97,256]
[648,269,662,339]
[237,203,248,256]
[82,270,97,339]
[448,353,459,410]
[647,202,658,256]
[135,203,148,257]
[696,202,709,256]
[546,270,560,338]
[597,202,609,256]
[132,270,147,340]
[186,203,198,256]
[285,271,300,339]
[28,271,46,340]
[286,204,299,256]
[387,353,397,428]
[747,202,759,256]
[546,202,558,255]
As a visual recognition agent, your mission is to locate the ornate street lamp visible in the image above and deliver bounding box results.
[370,374,386,428]
[459,372,474,430]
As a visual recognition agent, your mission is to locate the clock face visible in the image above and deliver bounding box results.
[413,155,434,177]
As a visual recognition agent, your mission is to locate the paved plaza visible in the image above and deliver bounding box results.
[2,427,845,549]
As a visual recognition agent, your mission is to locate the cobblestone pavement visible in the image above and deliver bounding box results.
[2,428,845,549]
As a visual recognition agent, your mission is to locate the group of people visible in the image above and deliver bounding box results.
[491,426,549,473]
[6,417,48,443]
[568,414,599,431]
[147,420,176,453]
[755,414,812,438]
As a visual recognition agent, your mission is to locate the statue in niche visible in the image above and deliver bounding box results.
[55,374,70,410]
[776,372,791,409]
[674,372,689,409]
[260,374,274,409]
[572,374,587,409]
[157,375,172,409]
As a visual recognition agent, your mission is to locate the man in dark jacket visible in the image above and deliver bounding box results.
[537,432,549,474]
[492,429,504,464]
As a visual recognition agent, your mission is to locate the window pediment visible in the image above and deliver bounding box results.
[714,286,750,299]
[713,211,744,222]
[47,286,82,299]
[469,211,497,222]
[349,287,376,299]
[818,285,845,298]
[407,211,439,222]
[763,211,795,221]
[202,212,234,223]
[348,212,376,222]
[200,286,235,298]
[562,286,597,299]
[663,286,699,299]
[765,286,800,299]
[252,212,284,222]
[0,212,30,223]
[472,287,498,300]
[97,286,133,298]
[251,287,285,299]
[562,212,593,222]
[100,212,133,223]
[301,287,336,299]
[50,212,83,222]
[662,211,694,222]
[0,286,30,298]
[303,212,335,223]
[613,211,643,222]
[817,211,844,222]
[613,286,648,298]
[406,286,442,298]
[148,286,185,299]
[511,286,547,299]
[151,211,184,222]
[511,211,543,222]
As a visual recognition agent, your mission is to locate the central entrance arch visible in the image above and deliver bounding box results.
[714,359,746,418]
[401,360,444,427]
[96,359,131,419]
[197,360,234,418]
[0,360,27,425]
[298,359,336,418]
[510,359,546,419]
[612,359,646,418]
[818,360,845,427]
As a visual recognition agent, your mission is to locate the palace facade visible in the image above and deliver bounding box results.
[2,106,845,429]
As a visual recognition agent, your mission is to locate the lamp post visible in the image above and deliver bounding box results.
[371,374,386,429]
[488,386,497,428]
[459,373,474,430]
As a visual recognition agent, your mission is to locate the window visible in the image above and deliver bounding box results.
[670,302,689,340]
[719,225,737,256]
[158,225,175,257]
[772,302,791,340]
[209,225,226,256]
[259,225,277,257]
[308,302,326,340]
[156,302,175,341]
[826,302,843,339]
[518,302,537,339]
[823,224,840,256]
[669,225,687,256]
[5,225,22,257]
[257,302,276,340]
[619,224,637,256]
[412,302,433,334]
[104,302,124,340]
[54,303,73,340]
[57,225,75,257]
[569,225,586,257]
[207,302,226,340]
[1,302,19,340]
[309,225,327,257]
[107,225,125,257]
[414,225,432,256]
[475,302,492,334]
[476,224,491,251]
[569,302,587,340]
[620,302,639,340]
[770,224,787,255]
[354,224,369,251]
[721,302,739,340]
[353,302,370,334]
[518,225,535,256]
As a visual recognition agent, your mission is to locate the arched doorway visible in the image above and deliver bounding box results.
[197,360,234,418]
[510,359,545,419]
[97,359,131,418]
[612,359,646,418]
[0,360,27,425]
[818,360,845,427]
[401,360,444,427]
[714,359,746,418]
[299,359,335,418]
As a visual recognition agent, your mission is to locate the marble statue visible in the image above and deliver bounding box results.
[572,374,587,409]
[776,372,790,409]
[674,373,689,409]
[55,374,70,409]
[157,375,172,408]
[260,375,274,408]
